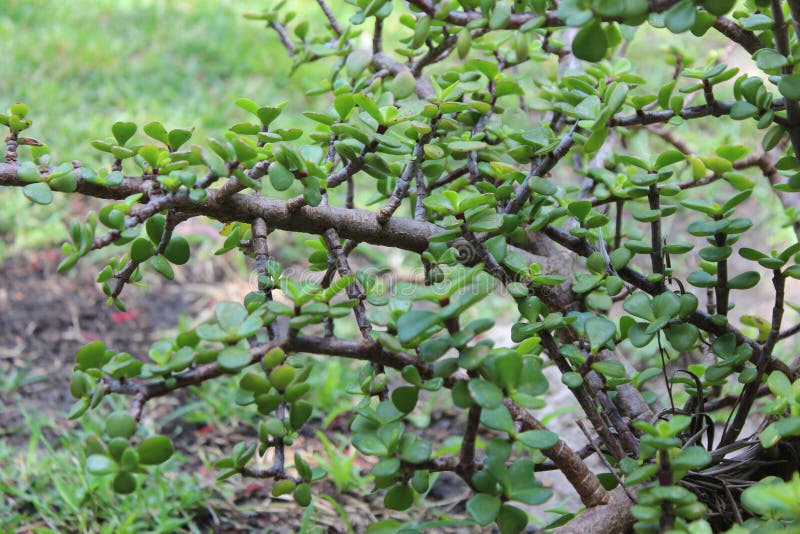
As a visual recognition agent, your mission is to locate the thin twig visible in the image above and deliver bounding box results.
[504,126,577,214]
[316,0,343,36]
[253,218,280,339]
[269,21,296,55]
[577,420,636,503]
[719,270,786,447]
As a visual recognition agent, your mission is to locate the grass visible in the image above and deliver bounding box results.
[0,0,325,259]
[1,0,313,162]
[0,354,366,531]
[0,404,219,533]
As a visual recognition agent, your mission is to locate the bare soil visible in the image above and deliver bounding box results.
[0,249,483,533]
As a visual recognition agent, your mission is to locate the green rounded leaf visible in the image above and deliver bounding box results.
[391,385,419,413]
[448,140,488,152]
[303,182,322,207]
[468,379,503,408]
[755,49,788,71]
[346,50,372,80]
[701,0,735,16]
[768,370,793,397]
[456,28,472,59]
[665,323,699,352]
[18,161,42,183]
[137,435,174,465]
[49,173,78,193]
[730,101,758,120]
[497,504,528,534]
[293,482,312,506]
[272,479,296,497]
[87,454,117,475]
[112,472,137,494]
[518,430,558,449]
[467,493,502,526]
[665,0,697,33]
[400,433,432,464]
[779,75,800,100]
[390,70,416,99]
[76,341,107,370]
[10,102,29,117]
[289,401,313,430]
[269,364,296,391]
[372,458,401,478]
[384,484,414,511]
[119,448,139,471]
[572,22,608,62]
[269,162,294,191]
[585,316,616,353]
[164,236,190,265]
[23,182,53,205]
[397,310,441,344]
[168,128,193,150]
[489,2,511,29]
[672,446,711,471]
[727,271,760,290]
[112,121,137,146]
[562,371,584,389]
[145,215,166,244]
[411,16,431,49]
[591,360,627,378]
[131,238,155,263]
[219,346,253,373]
[150,255,175,280]
[495,352,522,390]
[216,301,248,330]
[262,347,286,369]
[352,434,389,456]
[106,411,137,439]
[240,372,271,393]
[144,121,169,144]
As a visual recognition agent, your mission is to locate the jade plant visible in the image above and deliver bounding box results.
[5,0,800,531]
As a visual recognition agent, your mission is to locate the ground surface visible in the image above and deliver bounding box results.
[0,244,493,533]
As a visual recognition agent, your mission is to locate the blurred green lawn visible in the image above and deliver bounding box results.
[0,0,326,258]
[0,0,319,161]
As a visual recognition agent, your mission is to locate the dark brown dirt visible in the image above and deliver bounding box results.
[0,249,479,533]
[0,249,200,443]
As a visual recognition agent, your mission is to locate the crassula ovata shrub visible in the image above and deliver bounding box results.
[5,0,800,532]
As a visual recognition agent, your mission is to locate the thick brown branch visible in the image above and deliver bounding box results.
[551,487,636,533]
[0,163,554,282]
[504,399,608,508]
[457,405,481,480]
[712,17,764,55]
